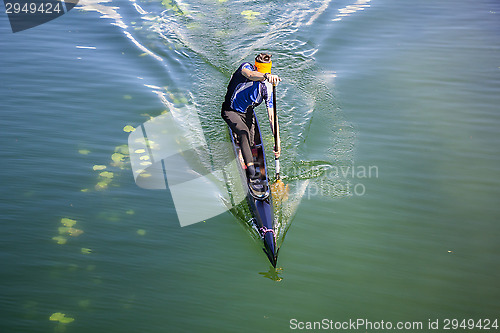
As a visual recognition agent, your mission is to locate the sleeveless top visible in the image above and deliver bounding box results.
[222,62,273,113]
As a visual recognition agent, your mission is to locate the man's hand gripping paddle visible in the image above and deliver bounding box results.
[270,84,289,201]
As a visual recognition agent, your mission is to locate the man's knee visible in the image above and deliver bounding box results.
[239,129,250,140]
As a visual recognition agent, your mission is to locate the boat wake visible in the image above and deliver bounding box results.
[78,0,362,254]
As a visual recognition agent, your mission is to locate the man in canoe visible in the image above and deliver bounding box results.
[221,53,281,192]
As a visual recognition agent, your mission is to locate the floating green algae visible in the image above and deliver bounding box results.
[110,145,130,170]
[144,138,159,150]
[52,236,67,245]
[69,228,83,236]
[111,153,125,163]
[95,181,109,191]
[53,218,84,244]
[95,170,114,190]
[59,226,83,237]
[49,312,74,324]
[81,248,92,254]
[99,171,114,179]
[61,218,76,227]
[241,10,260,20]
[123,125,135,133]
[78,149,91,155]
[114,144,129,155]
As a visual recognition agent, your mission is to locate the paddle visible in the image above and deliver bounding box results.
[273,84,280,179]
[271,84,287,200]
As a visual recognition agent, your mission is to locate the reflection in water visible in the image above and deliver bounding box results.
[78,0,163,61]
[259,266,284,282]
[78,0,127,29]
[333,0,371,22]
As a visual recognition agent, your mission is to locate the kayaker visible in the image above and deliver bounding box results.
[221,53,281,192]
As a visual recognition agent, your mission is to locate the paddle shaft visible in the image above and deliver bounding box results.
[272,84,280,180]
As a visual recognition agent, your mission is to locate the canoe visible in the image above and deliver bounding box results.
[228,111,277,267]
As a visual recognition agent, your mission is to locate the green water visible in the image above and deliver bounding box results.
[1,0,499,332]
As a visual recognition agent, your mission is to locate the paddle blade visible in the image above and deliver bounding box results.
[271,179,289,202]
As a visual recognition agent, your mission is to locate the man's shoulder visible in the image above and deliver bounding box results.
[239,62,254,71]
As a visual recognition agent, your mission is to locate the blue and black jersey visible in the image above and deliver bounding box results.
[222,62,273,113]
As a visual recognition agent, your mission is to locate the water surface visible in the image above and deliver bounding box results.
[1,0,499,332]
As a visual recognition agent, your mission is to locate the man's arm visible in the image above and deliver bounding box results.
[241,67,266,81]
[241,65,282,157]
[241,67,281,85]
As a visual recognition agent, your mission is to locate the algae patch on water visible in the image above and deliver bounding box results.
[49,312,74,324]
[61,218,76,227]
[123,125,135,133]
[81,248,92,254]
[241,10,260,20]
[59,227,84,237]
[53,218,84,244]
[111,153,125,163]
[52,236,67,245]
[99,171,114,179]
[78,149,91,155]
